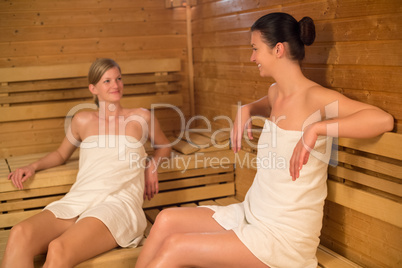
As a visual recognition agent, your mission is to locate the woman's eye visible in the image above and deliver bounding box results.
[104,79,110,83]
[117,77,122,81]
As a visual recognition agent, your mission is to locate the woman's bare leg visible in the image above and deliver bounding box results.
[43,217,118,268]
[135,207,268,268]
[135,207,222,268]
[148,230,268,268]
[1,210,77,268]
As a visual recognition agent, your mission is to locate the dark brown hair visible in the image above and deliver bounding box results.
[251,12,315,61]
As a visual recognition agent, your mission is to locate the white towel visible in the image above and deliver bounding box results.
[45,135,147,247]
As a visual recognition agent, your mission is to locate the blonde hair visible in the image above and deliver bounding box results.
[88,58,121,106]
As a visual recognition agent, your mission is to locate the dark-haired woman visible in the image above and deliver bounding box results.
[135,13,393,268]
[2,58,171,268]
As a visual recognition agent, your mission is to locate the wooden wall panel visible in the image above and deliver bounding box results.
[0,2,188,67]
[192,0,402,267]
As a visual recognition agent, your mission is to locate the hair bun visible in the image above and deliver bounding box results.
[298,17,315,46]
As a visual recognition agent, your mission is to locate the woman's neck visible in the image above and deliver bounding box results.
[272,60,311,97]
[97,101,124,118]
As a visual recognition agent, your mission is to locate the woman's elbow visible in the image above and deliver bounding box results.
[382,112,394,133]
[386,114,395,131]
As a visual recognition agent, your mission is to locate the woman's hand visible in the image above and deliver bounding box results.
[144,160,159,201]
[231,105,253,153]
[8,165,36,190]
[289,124,318,181]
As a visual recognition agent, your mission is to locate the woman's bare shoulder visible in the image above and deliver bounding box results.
[307,84,344,102]
[125,108,151,121]
[73,110,98,122]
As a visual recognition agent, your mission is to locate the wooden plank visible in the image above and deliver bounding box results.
[0,0,165,10]
[329,166,402,197]
[326,180,402,228]
[0,159,10,178]
[0,58,180,83]
[0,73,180,94]
[159,173,234,191]
[179,203,198,207]
[316,245,363,268]
[158,150,235,173]
[0,209,41,229]
[181,131,211,148]
[0,8,185,27]
[196,41,402,67]
[335,151,402,179]
[193,126,230,143]
[0,84,179,105]
[158,165,234,181]
[0,195,62,213]
[0,63,90,83]
[0,21,186,44]
[197,142,230,153]
[0,128,65,149]
[338,133,402,161]
[0,185,71,202]
[143,182,235,209]
[169,136,200,155]
[0,118,65,134]
[0,165,78,193]
[214,196,240,206]
[0,93,183,122]
[5,152,52,169]
[198,200,219,206]
[0,109,179,134]
[0,36,187,59]
[7,151,78,170]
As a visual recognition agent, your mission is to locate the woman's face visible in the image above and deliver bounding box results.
[250,31,276,77]
[90,67,123,104]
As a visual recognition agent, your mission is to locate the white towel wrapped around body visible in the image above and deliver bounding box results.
[45,135,147,248]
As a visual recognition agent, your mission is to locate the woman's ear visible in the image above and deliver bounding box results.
[89,84,97,94]
[275,42,285,58]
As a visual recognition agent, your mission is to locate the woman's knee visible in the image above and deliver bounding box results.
[151,208,179,232]
[155,233,189,264]
[8,222,35,248]
[45,239,72,266]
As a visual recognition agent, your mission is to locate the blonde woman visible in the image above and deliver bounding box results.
[2,58,171,268]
